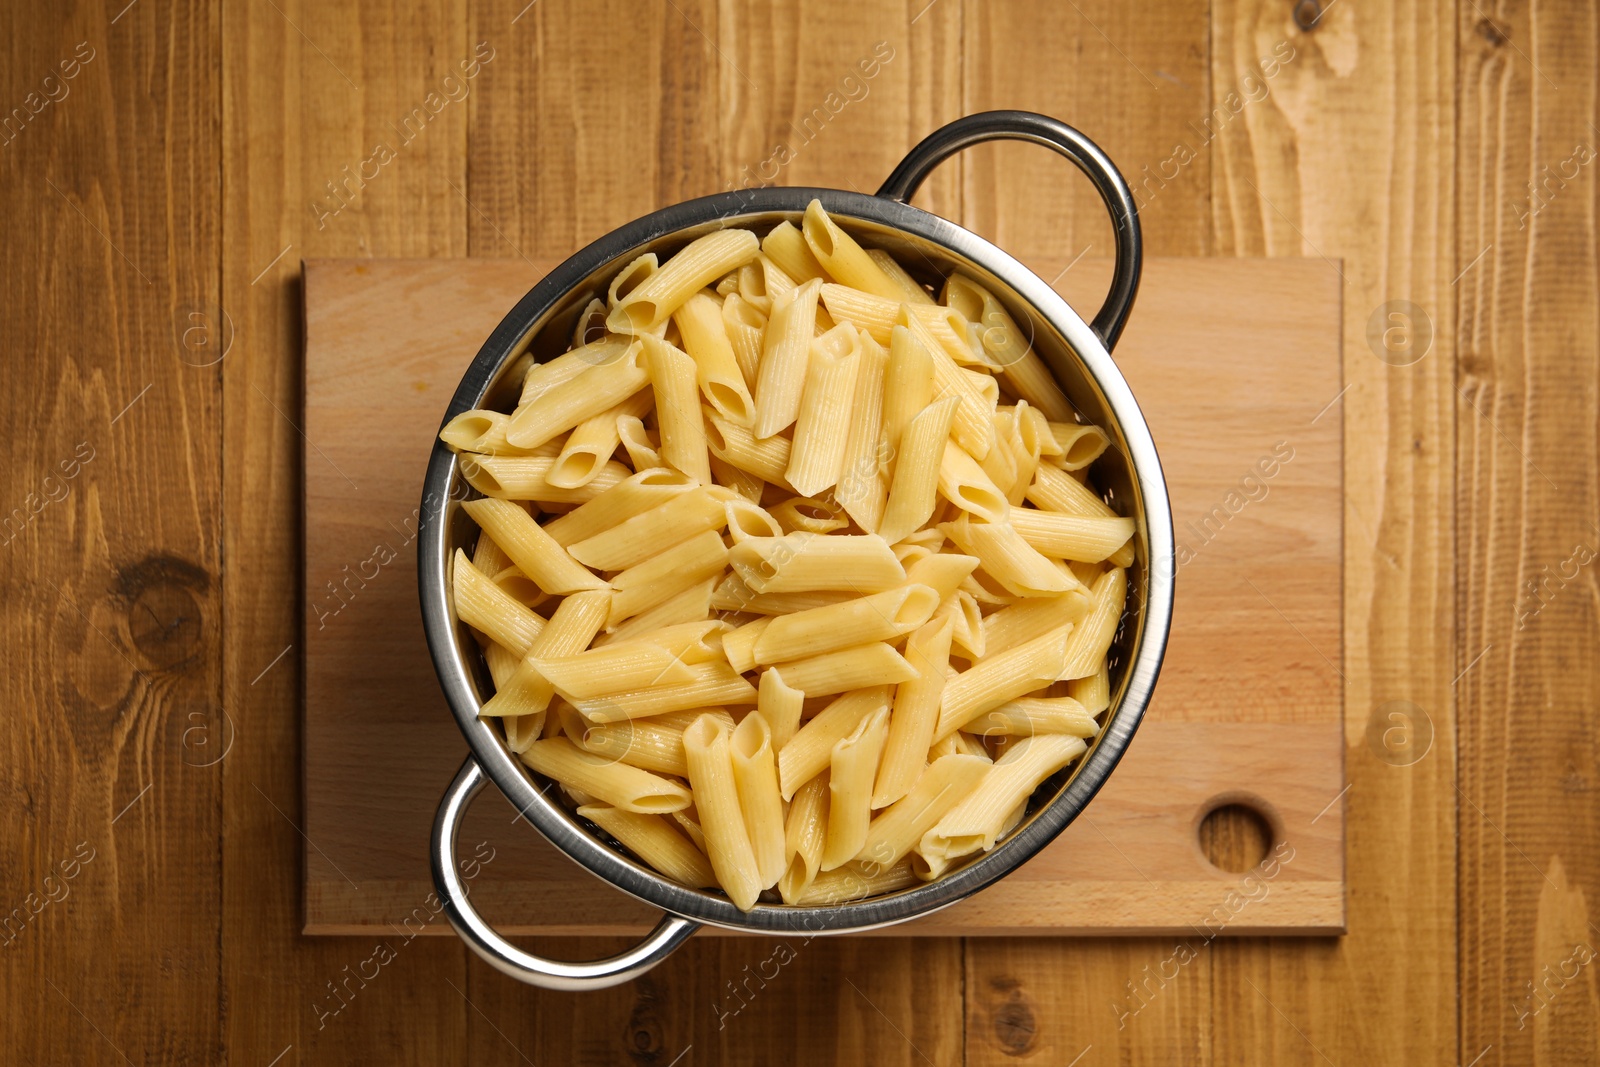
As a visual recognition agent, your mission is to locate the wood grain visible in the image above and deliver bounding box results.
[299,255,1343,940]
[0,1,225,1063]
[4,0,1597,1063]
[1457,2,1600,1065]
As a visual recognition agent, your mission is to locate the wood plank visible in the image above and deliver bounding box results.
[1209,2,1459,1065]
[1456,1,1600,1064]
[220,1,470,1062]
[0,2,225,1063]
[298,253,1343,945]
[960,2,1218,1063]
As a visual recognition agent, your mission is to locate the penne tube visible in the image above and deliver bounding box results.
[858,753,989,872]
[681,715,764,910]
[709,573,853,616]
[778,774,829,904]
[731,711,786,888]
[723,497,784,542]
[865,247,934,304]
[937,441,1010,524]
[820,284,975,352]
[669,807,710,855]
[462,497,609,594]
[872,614,956,807]
[777,686,891,799]
[607,252,658,307]
[877,395,960,544]
[834,331,890,531]
[979,413,1020,498]
[520,341,632,406]
[459,455,629,502]
[617,415,662,470]
[567,487,729,571]
[482,588,611,719]
[942,273,1073,422]
[643,335,713,484]
[785,325,862,497]
[936,624,1073,739]
[507,342,650,449]
[440,409,531,456]
[452,548,546,657]
[758,252,798,297]
[943,589,985,660]
[710,455,766,503]
[902,552,980,600]
[546,389,654,488]
[1025,462,1118,518]
[608,229,761,333]
[1007,510,1135,563]
[797,858,918,905]
[607,529,729,626]
[674,291,757,426]
[528,642,697,700]
[570,296,609,349]
[722,616,773,674]
[1068,663,1111,714]
[578,804,718,888]
[728,532,905,594]
[879,325,935,462]
[541,467,697,546]
[736,261,771,315]
[472,529,514,578]
[753,277,823,438]
[801,201,901,300]
[1059,567,1127,680]
[705,411,793,486]
[766,642,917,697]
[752,585,940,665]
[594,619,726,663]
[577,707,734,777]
[574,662,759,722]
[1047,422,1112,470]
[966,696,1100,740]
[767,496,849,534]
[520,737,692,813]
[999,405,1042,505]
[919,734,1087,863]
[942,513,1074,597]
[602,575,715,640]
[981,595,1091,657]
[720,293,766,391]
[758,666,805,751]
[820,706,890,870]
[901,307,994,460]
[762,219,827,283]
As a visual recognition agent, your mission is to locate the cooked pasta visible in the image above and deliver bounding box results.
[444,202,1130,909]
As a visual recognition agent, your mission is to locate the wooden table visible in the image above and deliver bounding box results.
[3,2,1593,1064]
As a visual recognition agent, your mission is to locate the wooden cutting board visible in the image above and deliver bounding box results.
[301,255,1345,937]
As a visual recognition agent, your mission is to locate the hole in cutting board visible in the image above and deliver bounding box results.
[1197,802,1274,873]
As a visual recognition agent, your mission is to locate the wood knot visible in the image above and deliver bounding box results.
[623,987,665,1063]
[1476,17,1508,47]
[116,555,209,670]
[987,977,1038,1057]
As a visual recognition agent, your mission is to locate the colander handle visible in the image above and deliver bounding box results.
[877,110,1142,352]
[431,755,700,990]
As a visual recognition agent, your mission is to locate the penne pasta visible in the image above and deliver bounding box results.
[778,774,829,904]
[878,395,960,545]
[720,293,767,391]
[681,715,764,910]
[753,277,823,439]
[879,325,935,463]
[574,661,759,722]
[730,711,786,888]
[766,641,917,697]
[520,737,692,813]
[942,512,1075,597]
[546,389,653,488]
[463,497,608,594]
[705,411,793,486]
[872,614,956,808]
[785,325,862,497]
[821,705,890,870]
[865,247,935,304]
[722,616,773,674]
[567,487,729,571]
[966,696,1100,740]
[578,804,718,888]
[481,588,611,719]
[1068,663,1112,715]
[728,532,905,594]
[902,552,980,600]
[608,229,761,333]
[1006,510,1135,563]
[579,707,734,777]
[541,467,696,546]
[643,335,712,485]
[674,291,757,425]
[601,575,715,640]
[459,455,630,502]
[606,529,730,626]
[834,331,890,531]
[981,594,1091,657]
[767,496,849,535]
[801,201,902,300]
[937,441,1010,524]
[507,342,651,449]
[858,753,988,872]
[452,549,546,656]
[797,859,919,905]
[528,641,697,700]
[761,219,827,283]
[752,584,940,665]
[936,624,1073,739]
[758,666,805,751]
[778,687,891,799]
[1059,567,1127,680]
[1047,421,1112,470]
[942,273,1073,422]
